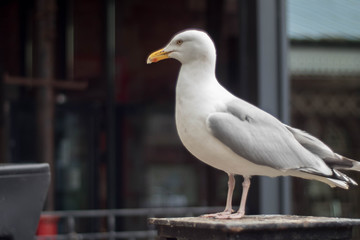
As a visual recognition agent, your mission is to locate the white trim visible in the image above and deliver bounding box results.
[290,47,360,76]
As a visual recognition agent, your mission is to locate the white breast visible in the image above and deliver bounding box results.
[174,70,281,177]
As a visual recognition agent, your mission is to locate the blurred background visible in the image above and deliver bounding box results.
[1,0,360,238]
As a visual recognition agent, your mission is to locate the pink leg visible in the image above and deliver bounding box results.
[202,173,235,218]
[224,174,235,213]
[229,176,251,219]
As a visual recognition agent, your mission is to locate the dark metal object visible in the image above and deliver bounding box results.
[104,0,117,209]
[34,0,56,211]
[0,163,50,240]
[3,74,87,90]
[0,67,5,163]
[149,215,360,240]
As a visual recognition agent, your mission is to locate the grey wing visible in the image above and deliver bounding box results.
[206,100,333,176]
[284,125,357,169]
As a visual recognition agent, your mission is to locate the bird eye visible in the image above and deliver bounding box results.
[176,40,183,46]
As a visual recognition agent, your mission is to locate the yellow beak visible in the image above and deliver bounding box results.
[147,48,171,64]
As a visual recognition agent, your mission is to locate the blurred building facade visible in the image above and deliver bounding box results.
[288,0,360,218]
[1,0,263,212]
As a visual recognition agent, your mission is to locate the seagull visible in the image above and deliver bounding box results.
[146,29,360,219]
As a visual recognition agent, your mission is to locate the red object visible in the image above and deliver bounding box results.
[36,215,59,235]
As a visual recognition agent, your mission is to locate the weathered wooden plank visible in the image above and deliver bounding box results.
[149,215,360,240]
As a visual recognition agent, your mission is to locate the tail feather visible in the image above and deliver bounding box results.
[300,168,358,188]
[333,169,358,186]
[335,154,360,171]
[326,178,349,189]
[284,124,359,188]
[350,160,360,171]
[322,169,357,188]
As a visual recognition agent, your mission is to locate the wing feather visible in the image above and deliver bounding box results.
[283,125,359,170]
[207,100,333,176]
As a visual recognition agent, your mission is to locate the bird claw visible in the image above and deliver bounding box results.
[201,209,234,219]
[201,210,244,219]
[228,212,245,219]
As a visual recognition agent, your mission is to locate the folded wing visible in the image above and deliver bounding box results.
[207,100,334,177]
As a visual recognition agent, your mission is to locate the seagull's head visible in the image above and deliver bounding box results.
[147,29,216,66]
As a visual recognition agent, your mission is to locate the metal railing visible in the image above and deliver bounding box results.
[36,206,223,240]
